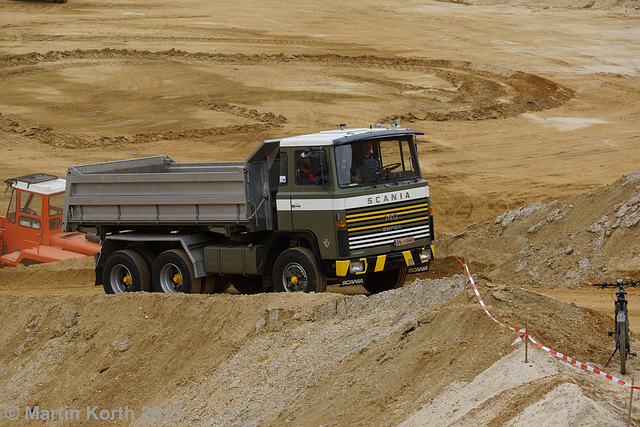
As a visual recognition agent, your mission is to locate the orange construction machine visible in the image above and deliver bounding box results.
[0,173,100,268]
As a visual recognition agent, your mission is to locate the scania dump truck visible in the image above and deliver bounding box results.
[62,125,434,295]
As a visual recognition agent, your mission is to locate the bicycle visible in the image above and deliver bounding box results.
[593,279,640,374]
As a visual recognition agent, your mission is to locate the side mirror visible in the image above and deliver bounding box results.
[309,152,329,186]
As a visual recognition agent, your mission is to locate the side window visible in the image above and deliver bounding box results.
[49,193,65,230]
[296,149,329,186]
[49,193,65,216]
[19,192,42,230]
[296,150,315,186]
[20,192,42,216]
[6,189,17,223]
[19,216,41,230]
[278,152,288,186]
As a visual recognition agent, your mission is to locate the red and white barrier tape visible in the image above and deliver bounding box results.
[457,258,640,389]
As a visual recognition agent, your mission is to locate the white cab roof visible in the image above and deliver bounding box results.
[11,178,66,196]
[277,127,423,148]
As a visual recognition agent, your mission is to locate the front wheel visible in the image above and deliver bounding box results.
[102,250,151,294]
[363,267,407,294]
[273,248,326,293]
[619,320,628,375]
[152,249,200,293]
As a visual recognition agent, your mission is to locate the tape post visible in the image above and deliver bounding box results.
[456,257,640,390]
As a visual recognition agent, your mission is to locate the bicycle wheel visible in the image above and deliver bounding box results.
[619,320,628,375]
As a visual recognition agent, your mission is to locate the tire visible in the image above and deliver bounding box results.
[214,275,233,293]
[273,247,326,293]
[231,276,267,294]
[135,248,156,270]
[620,320,628,375]
[103,250,151,294]
[200,275,216,294]
[152,249,199,293]
[363,267,407,294]
[135,248,157,287]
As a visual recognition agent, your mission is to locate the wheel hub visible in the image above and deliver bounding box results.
[109,263,132,293]
[159,263,183,293]
[173,273,183,286]
[283,262,307,292]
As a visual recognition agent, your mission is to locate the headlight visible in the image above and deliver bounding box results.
[419,250,432,262]
[349,261,365,274]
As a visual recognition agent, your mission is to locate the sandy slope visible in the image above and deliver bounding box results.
[1,0,640,425]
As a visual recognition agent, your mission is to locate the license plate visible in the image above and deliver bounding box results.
[394,236,414,246]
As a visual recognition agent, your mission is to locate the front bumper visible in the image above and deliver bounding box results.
[328,245,434,280]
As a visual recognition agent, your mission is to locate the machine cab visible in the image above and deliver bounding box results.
[0,174,66,259]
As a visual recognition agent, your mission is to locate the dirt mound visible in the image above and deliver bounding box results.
[4,171,639,424]
[437,169,640,287]
[0,274,632,426]
[0,257,97,296]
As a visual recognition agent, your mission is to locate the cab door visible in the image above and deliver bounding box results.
[275,150,294,230]
[15,190,44,251]
[289,149,339,260]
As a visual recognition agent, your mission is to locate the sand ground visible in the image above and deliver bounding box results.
[1,0,640,425]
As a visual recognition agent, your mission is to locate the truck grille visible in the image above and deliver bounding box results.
[345,198,431,251]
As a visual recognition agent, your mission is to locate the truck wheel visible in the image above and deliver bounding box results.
[273,247,326,293]
[103,250,151,294]
[363,267,407,294]
[152,249,198,293]
[200,275,216,294]
[214,275,233,293]
[135,248,156,270]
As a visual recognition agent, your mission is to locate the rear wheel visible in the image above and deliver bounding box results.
[363,267,407,294]
[273,247,326,293]
[103,250,151,294]
[152,249,199,293]
[200,275,216,294]
[135,248,156,271]
[214,275,233,293]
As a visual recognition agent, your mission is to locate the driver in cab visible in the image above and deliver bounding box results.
[350,141,380,183]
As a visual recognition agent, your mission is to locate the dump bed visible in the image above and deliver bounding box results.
[62,155,276,232]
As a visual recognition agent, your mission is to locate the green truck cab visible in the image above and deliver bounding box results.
[63,125,434,295]
[269,126,434,293]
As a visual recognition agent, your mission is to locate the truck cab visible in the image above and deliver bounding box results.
[0,174,100,268]
[269,125,434,293]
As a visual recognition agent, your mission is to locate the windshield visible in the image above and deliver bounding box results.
[335,137,420,187]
